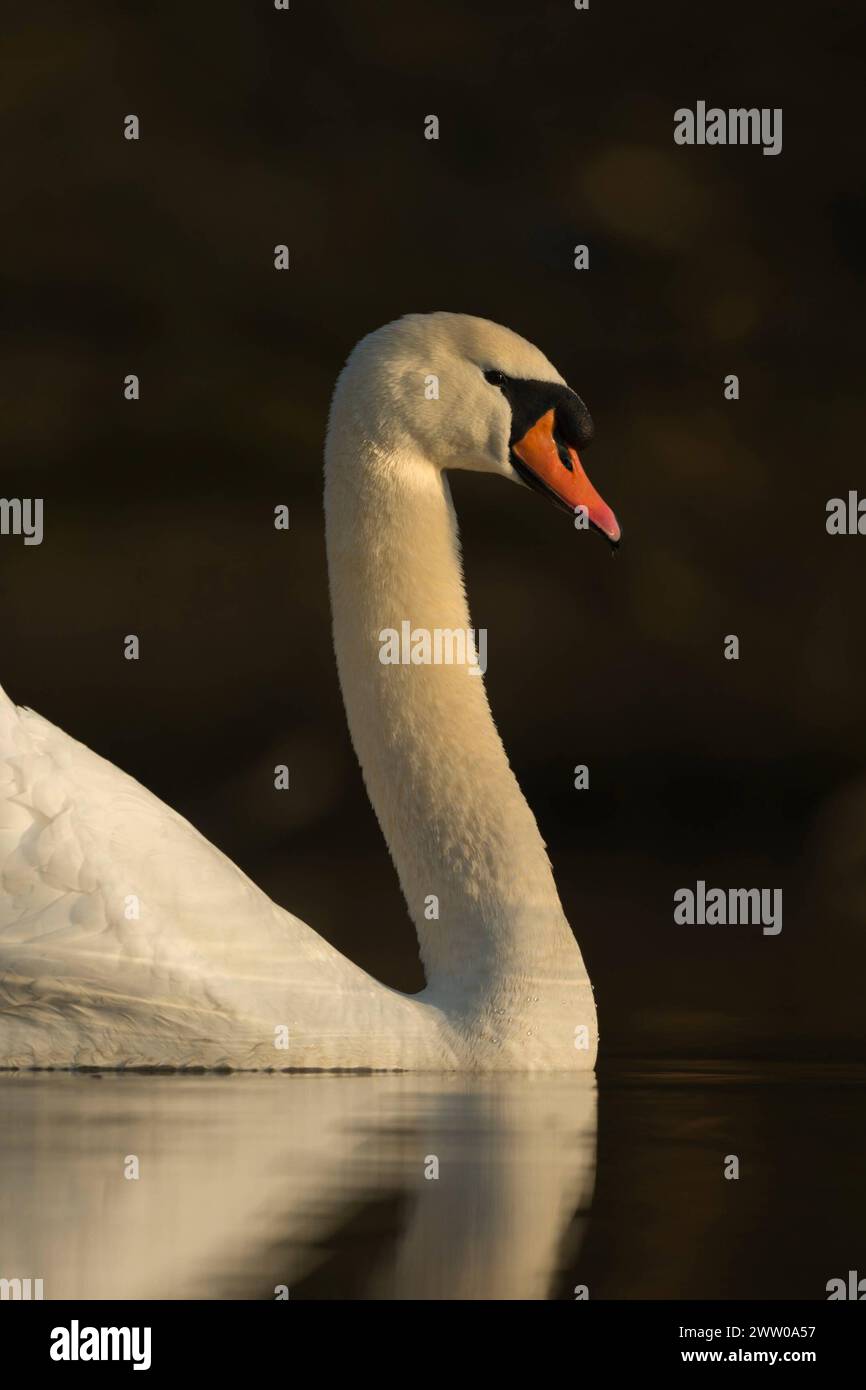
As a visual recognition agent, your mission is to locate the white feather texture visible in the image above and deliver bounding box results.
[0,312,597,1070]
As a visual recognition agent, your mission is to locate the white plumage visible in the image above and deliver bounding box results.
[0,313,604,1070]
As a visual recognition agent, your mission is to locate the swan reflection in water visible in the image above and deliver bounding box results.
[0,1073,596,1300]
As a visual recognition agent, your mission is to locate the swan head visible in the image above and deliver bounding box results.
[330,311,620,546]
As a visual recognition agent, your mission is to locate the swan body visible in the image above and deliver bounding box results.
[0,313,619,1071]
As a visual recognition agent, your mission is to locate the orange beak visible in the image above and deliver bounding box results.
[511,408,621,545]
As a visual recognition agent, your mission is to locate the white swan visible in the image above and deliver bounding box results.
[0,312,620,1071]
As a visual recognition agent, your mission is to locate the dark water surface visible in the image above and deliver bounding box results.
[0,1062,862,1300]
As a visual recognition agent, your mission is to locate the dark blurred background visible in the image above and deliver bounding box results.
[3,0,864,1061]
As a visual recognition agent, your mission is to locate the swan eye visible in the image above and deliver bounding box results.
[484,369,507,387]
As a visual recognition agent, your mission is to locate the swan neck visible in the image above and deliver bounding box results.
[324,435,585,997]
